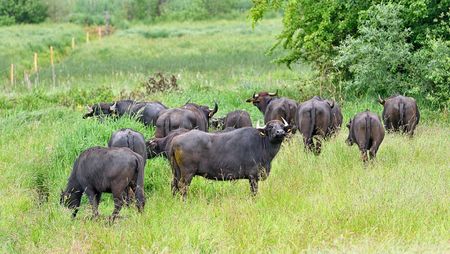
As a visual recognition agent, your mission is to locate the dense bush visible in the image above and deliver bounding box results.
[252,1,450,109]
[0,0,48,25]
[334,4,414,97]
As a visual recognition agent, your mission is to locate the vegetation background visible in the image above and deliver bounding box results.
[0,0,449,252]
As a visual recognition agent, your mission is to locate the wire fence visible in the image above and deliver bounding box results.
[1,26,109,92]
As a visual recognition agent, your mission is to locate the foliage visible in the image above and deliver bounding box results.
[0,0,48,25]
[251,1,450,109]
[411,38,450,109]
[334,3,414,97]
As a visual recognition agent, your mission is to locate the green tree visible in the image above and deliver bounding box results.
[0,0,48,25]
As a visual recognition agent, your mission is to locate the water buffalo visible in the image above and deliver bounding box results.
[168,119,291,199]
[60,147,145,220]
[246,91,298,128]
[378,95,420,136]
[108,128,147,164]
[111,100,167,126]
[146,128,190,159]
[312,96,343,135]
[155,102,218,138]
[295,97,334,154]
[211,110,252,130]
[346,110,385,163]
[83,103,113,119]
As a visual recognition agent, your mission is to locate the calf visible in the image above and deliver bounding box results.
[378,95,420,136]
[211,110,252,130]
[108,128,147,163]
[168,120,291,199]
[60,147,145,220]
[146,128,190,159]
[346,110,385,163]
[155,102,218,138]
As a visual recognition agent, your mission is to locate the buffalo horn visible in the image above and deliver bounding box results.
[378,95,385,105]
[209,101,218,117]
[256,120,266,129]
[281,117,288,127]
[268,90,278,96]
[110,102,117,112]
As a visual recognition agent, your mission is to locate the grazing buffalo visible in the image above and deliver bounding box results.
[83,103,113,119]
[155,102,218,138]
[111,100,167,126]
[346,110,385,163]
[295,97,334,154]
[60,147,145,220]
[146,128,190,159]
[378,95,420,136]
[211,110,252,130]
[246,91,298,128]
[108,128,147,164]
[168,119,291,198]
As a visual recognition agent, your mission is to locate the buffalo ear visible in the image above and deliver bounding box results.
[326,100,335,108]
[284,125,293,133]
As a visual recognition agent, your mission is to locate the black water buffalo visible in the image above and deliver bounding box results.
[83,103,113,119]
[108,128,147,164]
[211,110,252,130]
[110,100,167,126]
[312,96,343,135]
[246,91,298,128]
[155,102,218,138]
[168,119,291,198]
[60,147,145,220]
[378,95,420,136]
[295,97,334,154]
[146,128,190,159]
[346,110,385,163]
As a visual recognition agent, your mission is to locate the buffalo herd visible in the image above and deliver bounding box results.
[62,93,419,219]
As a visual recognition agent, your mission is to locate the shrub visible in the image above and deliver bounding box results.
[334,3,414,97]
[411,38,450,110]
[0,0,48,25]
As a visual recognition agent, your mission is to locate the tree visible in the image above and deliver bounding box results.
[0,0,48,25]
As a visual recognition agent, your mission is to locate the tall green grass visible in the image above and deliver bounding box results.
[0,18,448,253]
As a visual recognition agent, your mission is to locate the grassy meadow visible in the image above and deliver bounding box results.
[0,18,449,253]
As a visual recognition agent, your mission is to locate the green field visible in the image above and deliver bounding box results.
[0,18,449,253]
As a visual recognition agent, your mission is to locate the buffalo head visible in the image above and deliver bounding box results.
[83,103,112,119]
[210,117,225,129]
[345,119,354,146]
[257,118,291,143]
[246,90,278,113]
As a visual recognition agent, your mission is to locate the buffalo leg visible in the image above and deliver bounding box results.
[111,188,124,221]
[304,137,314,152]
[85,188,100,218]
[179,173,194,200]
[171,177,179,196]
[360,148,368,163]
[68,191,83,218]
[249,177,258,195]
[314,138,322,155]
[369,146,378,160]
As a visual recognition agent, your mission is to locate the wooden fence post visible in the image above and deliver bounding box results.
[34,52,38,72]
[86,32,90,43]
[98,27,102,39]
[72,37,75,49]
[10,64,14,87]
[50,46,56,87]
